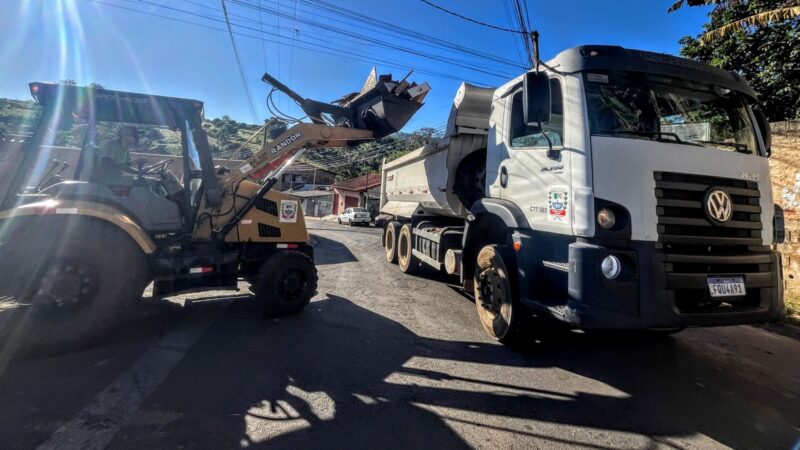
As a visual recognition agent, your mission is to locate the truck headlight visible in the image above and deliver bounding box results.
[601,255,622,280]
[597,208,616,229]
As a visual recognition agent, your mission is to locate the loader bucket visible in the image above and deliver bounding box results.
[342,82,424,138]
[262,69,429,140]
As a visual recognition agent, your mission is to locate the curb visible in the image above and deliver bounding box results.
[758,322,800,340]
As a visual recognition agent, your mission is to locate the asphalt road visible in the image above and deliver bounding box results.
[0,219,799,449]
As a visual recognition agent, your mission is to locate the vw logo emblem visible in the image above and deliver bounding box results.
[705,189,733,224]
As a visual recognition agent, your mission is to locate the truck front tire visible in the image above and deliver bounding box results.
[397,223,419,274]
[473,244,530,346]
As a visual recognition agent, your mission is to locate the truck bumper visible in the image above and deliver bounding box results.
[562,240,784,329]
[513,231,784,329]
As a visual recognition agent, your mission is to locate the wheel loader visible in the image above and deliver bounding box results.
[0,70,427,350]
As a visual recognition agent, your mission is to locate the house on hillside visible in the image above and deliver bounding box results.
[332,173,382,216]
[276,163,336,191]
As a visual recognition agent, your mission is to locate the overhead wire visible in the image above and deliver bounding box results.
[88,0,493,85]
[420,0,527,33]
[503,0,527,66]
[116,0,515,80]
[220,0,260,122]
[298,0,525,69]
[287,0,299,88]
[168,0,525,71]
[420,0,535,68]
[226,0,516,79]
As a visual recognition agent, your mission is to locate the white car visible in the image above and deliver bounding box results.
[338,207,371,226]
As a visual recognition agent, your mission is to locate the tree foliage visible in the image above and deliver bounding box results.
[676,0,800,120]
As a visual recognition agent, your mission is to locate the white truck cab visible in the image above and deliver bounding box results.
[380,45,785,344]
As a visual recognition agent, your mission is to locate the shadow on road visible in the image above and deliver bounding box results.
[98,294,797,449]
[312,234,359,265]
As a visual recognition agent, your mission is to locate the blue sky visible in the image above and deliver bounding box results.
[0,0,712,131]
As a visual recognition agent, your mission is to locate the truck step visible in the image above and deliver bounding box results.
[542,261,570,272]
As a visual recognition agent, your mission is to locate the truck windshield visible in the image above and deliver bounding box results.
[584,71,759,155]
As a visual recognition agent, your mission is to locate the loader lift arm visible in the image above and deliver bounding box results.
[214,123,373,239]
[205,69,428,241]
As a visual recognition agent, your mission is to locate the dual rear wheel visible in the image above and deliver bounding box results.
[384,221,418,273]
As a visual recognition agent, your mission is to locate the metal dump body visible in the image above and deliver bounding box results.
[380,83,494,219]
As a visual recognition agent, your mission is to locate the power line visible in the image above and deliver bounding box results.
[503,0,527,66]
[170,0,525,70]
[420,0,527,34]
[90,0,494,86]
[258,0,268,72]
[121,0,516,80]
[228,0,517,79]
[298,0,525,69]
[220,0,260,122]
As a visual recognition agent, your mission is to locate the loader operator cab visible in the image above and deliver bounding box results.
[1,82,222,234]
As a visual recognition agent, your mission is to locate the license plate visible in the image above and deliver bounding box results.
[707,277,746,298]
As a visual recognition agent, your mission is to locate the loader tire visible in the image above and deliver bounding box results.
[252,250,317,317]
[384,221,401,264]
[1,218,149,355]
[397,224,419,274]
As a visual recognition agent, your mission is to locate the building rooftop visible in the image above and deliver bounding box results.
[333,173,381,192]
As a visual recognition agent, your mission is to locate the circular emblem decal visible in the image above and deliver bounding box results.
[705,189,733,224]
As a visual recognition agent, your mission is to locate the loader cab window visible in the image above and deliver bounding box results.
[509,78,564,148]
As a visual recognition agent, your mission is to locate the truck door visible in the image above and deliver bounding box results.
[498,78,571,234]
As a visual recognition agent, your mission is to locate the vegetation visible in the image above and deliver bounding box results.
[674,0,800,120]
[0,98,432,179]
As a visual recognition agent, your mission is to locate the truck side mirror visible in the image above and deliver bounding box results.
[753,108,771,156]
[523,71,551,126]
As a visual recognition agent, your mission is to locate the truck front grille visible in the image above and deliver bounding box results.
[654,171,762,246]
[653,172,774,314]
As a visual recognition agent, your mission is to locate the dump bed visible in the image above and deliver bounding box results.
[380,83,494,219]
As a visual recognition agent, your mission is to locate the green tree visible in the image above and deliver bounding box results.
[674,0,800,119]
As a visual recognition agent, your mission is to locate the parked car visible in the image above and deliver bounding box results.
[338,207,371,226]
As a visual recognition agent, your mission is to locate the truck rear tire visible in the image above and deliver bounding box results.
[473,244,530,346]
[251,250,318,317]
[397,223,419,274]
[1,218,149,355]
[384,221,401,264]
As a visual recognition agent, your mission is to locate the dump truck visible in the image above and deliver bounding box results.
[378,45,785,344]
[0,70,425,351]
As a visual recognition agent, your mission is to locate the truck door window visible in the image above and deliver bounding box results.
[510,78,564,148]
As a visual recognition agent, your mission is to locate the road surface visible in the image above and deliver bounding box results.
[0,219,798,449]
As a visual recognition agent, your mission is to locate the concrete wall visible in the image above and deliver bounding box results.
[768,128,800,303]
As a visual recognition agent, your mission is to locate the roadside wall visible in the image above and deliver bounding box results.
[767,123,800,300]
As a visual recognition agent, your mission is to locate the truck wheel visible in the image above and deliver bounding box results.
[251,250,318,317]
[473,244,529,346]
[384,221,401,264]
[397,223,419,274]
[3,219,149,354]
